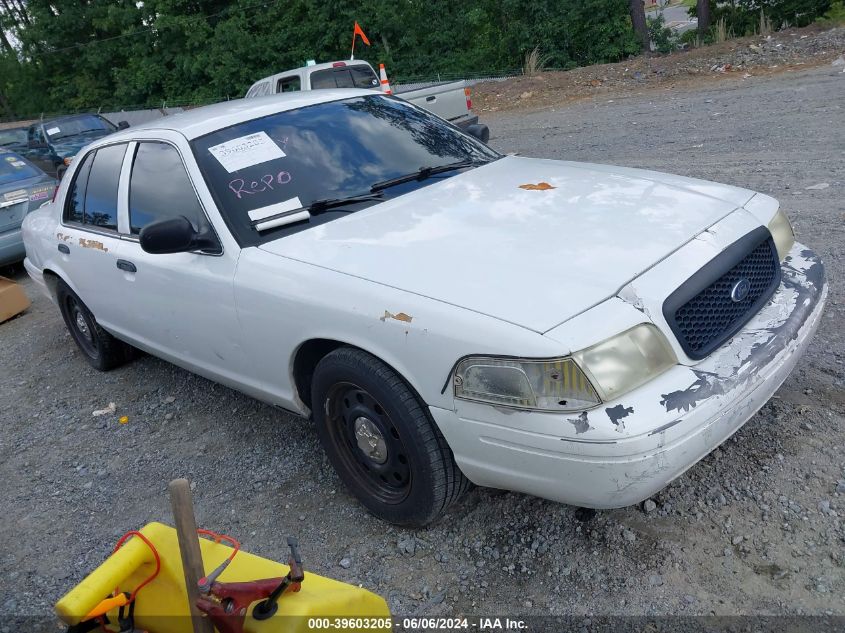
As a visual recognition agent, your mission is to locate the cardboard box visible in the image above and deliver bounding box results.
[0,276,30,323]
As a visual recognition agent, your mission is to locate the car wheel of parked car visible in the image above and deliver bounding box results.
[312,347,470,527]
[56,279,134,371]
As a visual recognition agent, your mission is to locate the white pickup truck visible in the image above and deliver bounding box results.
[245,60,489,142]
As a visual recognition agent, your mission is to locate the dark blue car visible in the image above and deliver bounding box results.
[0,126,28,153]
[23,113,128,178]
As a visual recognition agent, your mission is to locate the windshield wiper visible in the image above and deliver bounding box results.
[370,160,481,192]
[307,193,384,215]
[250,192,384,231]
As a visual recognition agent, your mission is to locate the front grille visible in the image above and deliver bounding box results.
[663,227,781,360]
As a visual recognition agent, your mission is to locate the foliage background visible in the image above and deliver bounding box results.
[0,0,837,118]
[0,0,640,117]
[691,0,833,35]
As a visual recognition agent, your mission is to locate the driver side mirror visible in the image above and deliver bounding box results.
[139,216,219,255]
[117,121,130,130]
[465,124,490,144]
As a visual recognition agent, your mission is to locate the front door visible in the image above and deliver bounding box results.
[111,140,247,383]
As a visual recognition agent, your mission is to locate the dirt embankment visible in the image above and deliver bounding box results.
[473,24,845,113]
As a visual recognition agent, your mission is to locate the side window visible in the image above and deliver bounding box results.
[64,152,95,224]
[129,142,208,235]
[83,144,127,230]
[278,76,301,93]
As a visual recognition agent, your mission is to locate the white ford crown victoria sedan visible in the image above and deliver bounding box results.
[22,90,826,526]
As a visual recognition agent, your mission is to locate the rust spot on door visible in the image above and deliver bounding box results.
[79,238,108,252]
[380,310,413,323]
[519,182,555,191]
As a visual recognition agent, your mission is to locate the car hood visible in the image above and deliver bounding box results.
[257,156,756,332]
[50,132,111,157]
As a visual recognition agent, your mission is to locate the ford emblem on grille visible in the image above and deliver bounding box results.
[730,278,751,302]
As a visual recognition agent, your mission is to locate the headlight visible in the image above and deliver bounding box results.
[454,324,678,412]
[768,209,794,261]
[572,324,676,402]
[454,357,600,411]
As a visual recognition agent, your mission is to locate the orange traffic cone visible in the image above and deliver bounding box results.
[379,63,392,95]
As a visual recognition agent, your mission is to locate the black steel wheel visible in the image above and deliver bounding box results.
[312,347,470,526]
[56,279,134,371]
[324,382,413,505]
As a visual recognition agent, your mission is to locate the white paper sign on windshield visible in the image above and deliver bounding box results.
[46,127,61,136]
[248,196,303,222]
[208,132,286,173]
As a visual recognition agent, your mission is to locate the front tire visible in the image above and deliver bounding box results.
[311,348,469,526]
[56,280,134,371]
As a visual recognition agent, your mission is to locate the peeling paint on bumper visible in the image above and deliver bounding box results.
[430,242,827,508]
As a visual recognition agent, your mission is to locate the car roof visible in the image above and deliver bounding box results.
[105,89,375,142]
[250,60,374,87]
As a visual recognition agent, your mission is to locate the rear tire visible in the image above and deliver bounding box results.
[311,347,469,526]
[56,279,134,371]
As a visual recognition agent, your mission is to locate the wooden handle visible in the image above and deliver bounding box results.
[169,479,214,633]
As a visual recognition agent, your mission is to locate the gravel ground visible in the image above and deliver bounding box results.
[1,61,844,628]
[473,24,845,115]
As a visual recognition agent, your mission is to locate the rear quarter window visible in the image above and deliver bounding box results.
[64,152,95,224]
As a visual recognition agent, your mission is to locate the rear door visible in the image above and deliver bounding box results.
[57,143,128,329]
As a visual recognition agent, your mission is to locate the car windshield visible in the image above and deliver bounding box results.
[191,94,500,245]
[44,115,116,140]
[0,128,26,146]
[0,152,41,184]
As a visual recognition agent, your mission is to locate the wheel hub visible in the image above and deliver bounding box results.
[353,416,388,464]
[74,310,92,341]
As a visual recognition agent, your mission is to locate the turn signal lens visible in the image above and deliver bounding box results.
[573,324,676,402]
[768,209,795,261]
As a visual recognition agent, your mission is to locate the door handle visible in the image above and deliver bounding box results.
[425,95,436,102]
[116,259,137,273]
[58,244,70,254]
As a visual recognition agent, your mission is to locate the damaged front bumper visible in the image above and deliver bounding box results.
[430,243,827,508]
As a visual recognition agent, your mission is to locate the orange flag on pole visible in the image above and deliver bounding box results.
[351,21,370,59]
